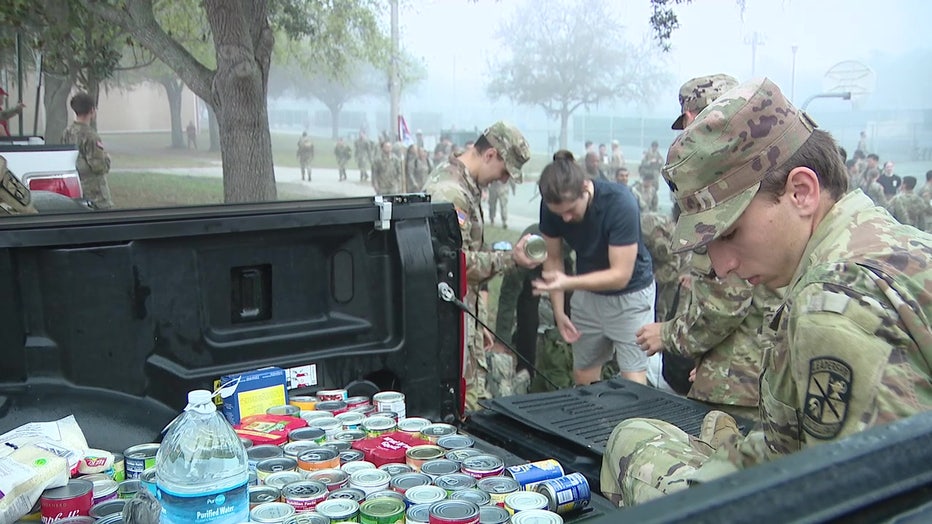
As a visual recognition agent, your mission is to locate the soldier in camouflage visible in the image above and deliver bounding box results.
[422,121,538,411]
[297,132,315,181]
[887,175,931,229]
[610,140,625,171]
[355,132,373,182]
[0,156,37,215]
[630,172,659,213]
[487,179,512,229]
[61,92,113,210]
[334,137,352,181]
[638,141,664,180]
[602,77,932,506]
[372,141,403,194]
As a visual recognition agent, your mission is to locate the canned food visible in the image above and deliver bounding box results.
[328,487,367,502]
[505,459,565,490]
[249,470,258,486]
[372,391,406,420]
[123,443,159,480]
[322,440,351,453]
[460,454,505,479]
[263,471,305,490]
[335,411,366,430]
[406,503,432,524]
[427,500,481,524]
[289,395,319,410]
[281,480,329,512]
[511,509,564,524]
[140,468,157,496]
[396,417,432,435]
[345,395,371,410]
[376,411,400,422]
[116,480,140,500]
[89,498,126,518]
[79,473,119,504]
[110,452,125,482]
[359,496,406,524]
[350,404,376,416]
[450,488,492,507]
[41,479,94,522]
[289,427,327,443]
[51,518,95,524]
[250,501,296,523]
[437,434,474,450]
[403,485,448,506]
[419,458,461,479]
[299,410,334,423]
[379,462,414,477]
[94,514,123,524]
[445,448,484,464]
[333,429,367,443]
[419,423,457,443]
[283,441,319,460]
[534,473,591,514]
[477,476,520,508]
[257,457,298,482]
[267,404,301,417]
[340,449,367,464]
[316,389,348,402]
[361,416,396,438]
[284,513,329,524]
[297,448,341,472]
[504,491,549,515]
[405,445,446,471]
[435,473,478,494]
[240,436,255,449]
[341,460,376,476]
[523,234,548,262]
[388,472,432,494]
[315,400,349,415]
[248,444,285,472]
[367,489,406,504]
[478,505,512,524]
[307,417,343,439]
[307,468,349,491]
[249,485,282,509]
[315,498,360,522]
[348,469,391,496]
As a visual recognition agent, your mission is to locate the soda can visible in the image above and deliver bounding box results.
[122,443,159,480]
[523,234,548,262]
[505,459,565,490]
[534,473,591,514]
[427,500,480,524]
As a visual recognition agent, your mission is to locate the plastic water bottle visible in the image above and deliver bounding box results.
[156,389,249,524]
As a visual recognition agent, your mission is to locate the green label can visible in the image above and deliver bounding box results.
[359,497,405,524]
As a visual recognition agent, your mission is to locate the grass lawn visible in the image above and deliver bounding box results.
[107,172,318,209]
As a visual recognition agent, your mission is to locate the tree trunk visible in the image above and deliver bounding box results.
[160,77,185,148]
[42,73,73,144]
[559,110,569,150]
[328,102,342,139]
[207,103,220,151]
[204,0,276,203]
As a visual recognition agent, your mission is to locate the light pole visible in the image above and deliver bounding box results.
[791,45,799,102]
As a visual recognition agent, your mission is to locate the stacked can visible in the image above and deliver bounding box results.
[372,391,406,420]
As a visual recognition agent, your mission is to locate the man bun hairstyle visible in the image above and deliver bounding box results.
[539,149,587,204]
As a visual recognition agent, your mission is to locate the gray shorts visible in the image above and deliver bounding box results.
[570,284,656,373]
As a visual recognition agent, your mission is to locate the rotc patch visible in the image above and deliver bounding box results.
[455,207,467,226]
[802,357,853,440]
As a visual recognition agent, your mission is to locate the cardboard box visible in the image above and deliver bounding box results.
[219,367,288,425]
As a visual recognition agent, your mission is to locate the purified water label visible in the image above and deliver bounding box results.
[158,481,248,524]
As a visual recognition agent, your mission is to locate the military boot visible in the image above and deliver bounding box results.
[699,410,741,449]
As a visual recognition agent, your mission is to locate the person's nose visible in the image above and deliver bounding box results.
[708,241,738,278]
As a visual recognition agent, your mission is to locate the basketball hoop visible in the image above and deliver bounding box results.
[823,61,875,109]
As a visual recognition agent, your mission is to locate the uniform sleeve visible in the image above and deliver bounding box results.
[495,266,529,338]
[660,274,754,358]
[83,133,111,175]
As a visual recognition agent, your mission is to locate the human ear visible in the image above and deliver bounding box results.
[784,167,821,216]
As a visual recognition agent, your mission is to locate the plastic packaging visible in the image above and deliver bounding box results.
[155,389,249,524]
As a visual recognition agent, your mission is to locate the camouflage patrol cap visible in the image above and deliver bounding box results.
[483,121,531,183]
[671,74,739,130]
[664,77,818,254]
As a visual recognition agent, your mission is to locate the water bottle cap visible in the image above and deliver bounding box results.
[185,389,216,414]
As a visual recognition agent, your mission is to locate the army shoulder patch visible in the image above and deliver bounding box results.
[455,208,467,226]
[802,357,853,440]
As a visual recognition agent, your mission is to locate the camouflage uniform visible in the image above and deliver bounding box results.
[661,272,781,422]
[62,121,112,210]
[638,147,664,180]
[630,181,659,213]
[334,141,352,181]
[638,212,685,322]
[0,156,37,215]
[487,179,511,228]
[602,78,932,506]
[670,73,739,131]
[372,151,403,194]
[354,137,372,181]
[863,179,886,208]
[297,135,315,181]
[887,191,931,229]
[423,122,530,410]
[610,143,625,170]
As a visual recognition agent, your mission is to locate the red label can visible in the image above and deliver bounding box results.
[41,479,94,523]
